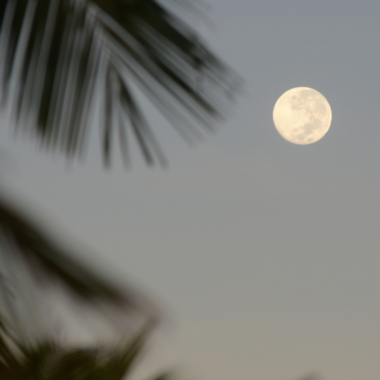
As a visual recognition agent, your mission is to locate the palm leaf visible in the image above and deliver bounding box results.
[0,323,159,380]
[0,195,149,305]
[0,0,240,165]
[0,191,158,351]
[0,1,240,375]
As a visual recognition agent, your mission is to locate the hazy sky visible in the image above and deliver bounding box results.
[2,1,380,380]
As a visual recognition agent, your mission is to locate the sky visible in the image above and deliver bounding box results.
[2,0,380,380]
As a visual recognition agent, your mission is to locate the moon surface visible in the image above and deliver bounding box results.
[273,87,332,145]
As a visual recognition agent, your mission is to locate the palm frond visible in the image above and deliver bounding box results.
[0,196,145,305]
[0,0,241,165]
[0,191,158,349]
[0,323,157,380]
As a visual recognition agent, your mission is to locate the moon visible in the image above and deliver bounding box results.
[273,87,332,145]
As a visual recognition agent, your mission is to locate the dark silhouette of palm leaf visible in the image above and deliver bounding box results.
[0,0,240,165]
[0,1,240,377]
[0,194,150,306]
[0,191,158,353]
[0,322,160,380]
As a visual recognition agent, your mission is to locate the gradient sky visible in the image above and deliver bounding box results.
[2,0,380,380]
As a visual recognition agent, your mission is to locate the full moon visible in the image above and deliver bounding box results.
[273,87,332,145]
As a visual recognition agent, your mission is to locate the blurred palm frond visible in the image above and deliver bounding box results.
[0,322,161,380]
[0,191,158,351]
[0,0,241,165]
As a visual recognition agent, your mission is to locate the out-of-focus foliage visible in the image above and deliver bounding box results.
[0,0,240,165]
[0,321,171,380]
[0,0,240,378]
[0,192,159,376]
[0,195,139,304]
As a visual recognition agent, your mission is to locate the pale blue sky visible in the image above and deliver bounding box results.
[2,1,380,380]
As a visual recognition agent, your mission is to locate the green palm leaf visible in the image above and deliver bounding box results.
[0,0,240,165]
